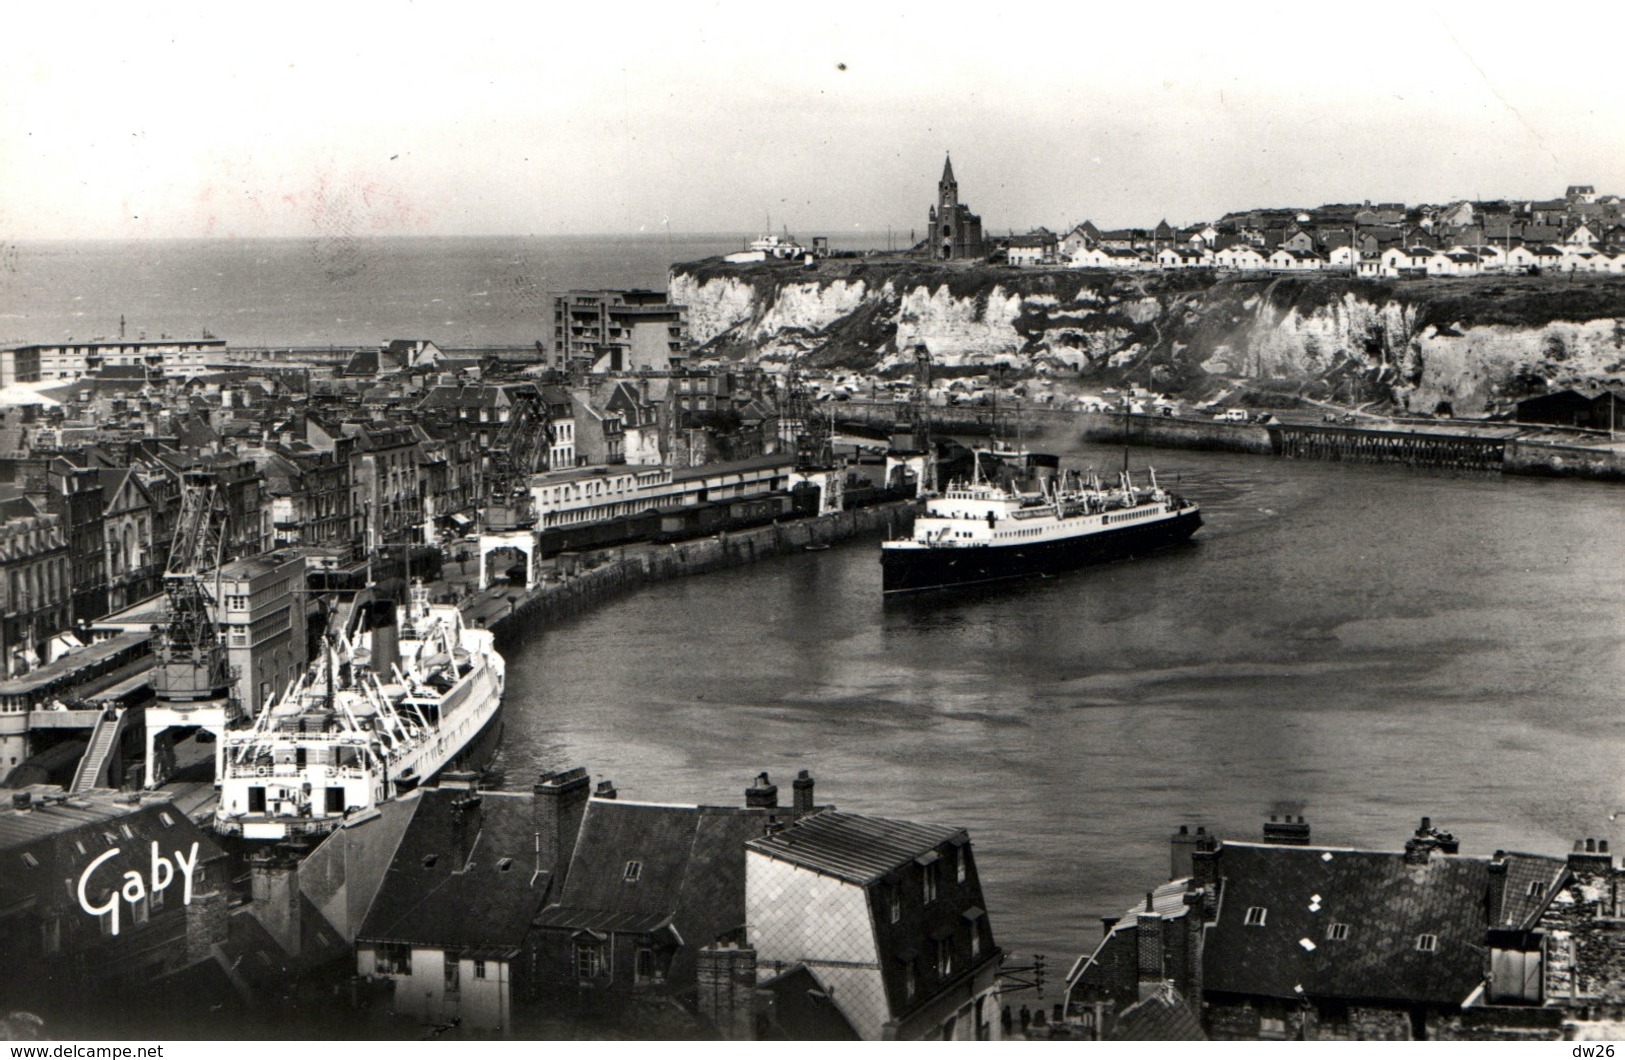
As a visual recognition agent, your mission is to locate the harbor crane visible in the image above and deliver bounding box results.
[476,386,549,590]
[145,470,240,786]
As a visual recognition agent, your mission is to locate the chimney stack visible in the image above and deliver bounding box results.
[1486,856,1508,924]
[533,767,590,882]
[11,792,31,812]
[745,772,779,809]
[1568,837,1614,875]
[792,769,816,815]
[1262,814,1311,846]
[1135,911,1165,1001]
[594,779,618,800]
[1170,824,1209,879]
[250,852,303,956]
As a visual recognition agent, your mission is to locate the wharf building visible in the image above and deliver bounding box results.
[550,290,690,375]
[1059,815,1625,1042]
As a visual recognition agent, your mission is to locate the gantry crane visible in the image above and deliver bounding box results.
[477,387,549,590]
[481,389,546,533]
[145,470,239,787]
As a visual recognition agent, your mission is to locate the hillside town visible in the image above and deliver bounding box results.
[989,172,1625,278]
[0,159,1624,1041]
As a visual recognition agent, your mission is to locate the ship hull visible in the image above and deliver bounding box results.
[882,508,1202,594]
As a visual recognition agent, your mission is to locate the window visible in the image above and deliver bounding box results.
[956,848,968,885]
[374,942,412,975]
[1244,906,1267,926]
[936,936,955,978]
[20,851,37,869]
[970,926,982,961]
[474,960,487,980]
[574,940,605,980]
[903,960,917,1002]
[444,953,460,990]
[635,946,658,983]
[623,860,642,883]
[888,884,901,924]
[922,862,940,904]
[1528,880,1546,899]
[1327,923,1350,941]
[1416,934,1438,953]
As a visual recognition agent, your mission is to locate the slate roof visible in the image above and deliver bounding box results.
[1203,841,1564,1006]
[357,789,550,953]
[1106,984,1206,1041]
[746,810,966,886]
[758,964,862,1040]
[0,800,227,916]
[541,799,773,926]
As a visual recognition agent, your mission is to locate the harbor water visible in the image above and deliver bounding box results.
[496,432,1625,966]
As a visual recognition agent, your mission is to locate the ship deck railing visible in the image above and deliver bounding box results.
[223,763,371,781]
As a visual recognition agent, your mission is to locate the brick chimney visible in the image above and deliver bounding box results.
[250,852,302,956]
[1486,855,1508,925]
[1135,908,1165,1001]
[1262,814,1311,845]
[594,779,618,800]
[745,772,778,809]
[1569,837,1613,875]
[791,769,816,816]
[1170,825,1210,879]
[533,767,590,882]
[1406,816,1460,863]
[697,942,759,1040]
[185,889,230,964]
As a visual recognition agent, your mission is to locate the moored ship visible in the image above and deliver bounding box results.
[881,450,1201,594]
[214,583,504,840]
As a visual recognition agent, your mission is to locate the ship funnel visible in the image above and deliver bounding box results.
[369,598,399,676]
[1028,453,1060,494]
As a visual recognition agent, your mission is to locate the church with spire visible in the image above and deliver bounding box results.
[927,154,987,261]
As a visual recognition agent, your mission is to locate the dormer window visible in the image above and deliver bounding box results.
[1244,906,1267,926]
[1528,880,1545,899]
[1416,934,1438,953]
[1327,923,1350,941]
[624,860,642,883]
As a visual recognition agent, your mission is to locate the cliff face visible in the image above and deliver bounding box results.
[668,259,1625,414]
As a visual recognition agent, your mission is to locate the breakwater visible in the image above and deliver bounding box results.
[477,501,915,641]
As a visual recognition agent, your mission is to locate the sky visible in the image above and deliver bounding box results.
[5,1,1625,242]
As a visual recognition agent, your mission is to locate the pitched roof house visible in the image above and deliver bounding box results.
[737,809,1003,1040]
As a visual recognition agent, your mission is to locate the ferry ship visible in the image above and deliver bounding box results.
[214,583,504,840]
[880,450,1201,594]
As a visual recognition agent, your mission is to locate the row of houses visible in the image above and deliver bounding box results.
[1055,816,1625,1041]
[1018,236,1625,277]
[0,768,1006,1040]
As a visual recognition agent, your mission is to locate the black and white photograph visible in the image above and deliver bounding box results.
[1,0,1623,1044]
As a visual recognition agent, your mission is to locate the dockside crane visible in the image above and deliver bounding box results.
[145,469,239,787]
[476,387,548,590]
[481,388,546,533]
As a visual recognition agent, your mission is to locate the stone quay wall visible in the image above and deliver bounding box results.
[481,501,915,642]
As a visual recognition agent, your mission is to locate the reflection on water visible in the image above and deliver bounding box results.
[496,435,1625,962]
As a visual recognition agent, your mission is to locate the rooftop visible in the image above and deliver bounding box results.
[745,810,966,886]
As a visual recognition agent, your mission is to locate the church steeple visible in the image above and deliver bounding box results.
[938,154,958,213]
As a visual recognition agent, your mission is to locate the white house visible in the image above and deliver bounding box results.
[743,811,1004,1041]
[1268,248,1324,272]
[1215,244,1270,271]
